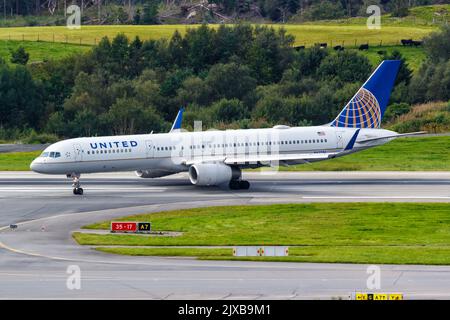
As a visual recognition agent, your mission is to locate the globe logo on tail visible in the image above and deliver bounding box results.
[331,88,382,128]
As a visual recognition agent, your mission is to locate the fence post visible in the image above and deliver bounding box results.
[22,34,24,42]
[354,39,357,47]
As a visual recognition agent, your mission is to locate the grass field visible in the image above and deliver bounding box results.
[1,136,449,171]
[75,203,450,264]
[0,151,40,171]
[0,24,435,47]
[0,40,90,64]
[361,45,427,72]
[280,136,450,171]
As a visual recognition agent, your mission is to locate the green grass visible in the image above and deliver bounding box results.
[0,40,90,64]
[75,203,450,264]
[357,45,426,72]
[279,136,450,171]
[0,151,40,171]
[0,24,435,47]
[96,247,231,257]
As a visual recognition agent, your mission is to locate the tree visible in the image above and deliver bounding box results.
[10,46,29,65]
[424,26,450,63]
[142,0,159,25]
[318,51,371,82]
[133,8,141,24]
[390,0,409,17]
[206,62,257,101]
[211,98,248,122]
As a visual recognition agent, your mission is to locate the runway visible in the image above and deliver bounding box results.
[0,171,450,299]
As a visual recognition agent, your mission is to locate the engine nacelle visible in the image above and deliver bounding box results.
[188,163,241,186]
[135,170,174,178]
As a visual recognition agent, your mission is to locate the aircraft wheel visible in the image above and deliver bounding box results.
[73,188,84,195]
[229,180,240,190]
[239,180,250,190]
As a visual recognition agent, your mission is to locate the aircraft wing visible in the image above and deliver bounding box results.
[223,152,337,165]
[357,131,427,144]
[184,152,337,166]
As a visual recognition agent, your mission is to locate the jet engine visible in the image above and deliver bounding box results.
[188,163,241,186]
[135,170,175,178]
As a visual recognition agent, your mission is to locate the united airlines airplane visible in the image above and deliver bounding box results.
[30,60,424,194]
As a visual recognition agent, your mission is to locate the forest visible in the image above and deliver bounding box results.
[0,24,449,142]
[0,0,448,25]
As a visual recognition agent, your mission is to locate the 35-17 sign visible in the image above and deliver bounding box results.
[111,222,137,233]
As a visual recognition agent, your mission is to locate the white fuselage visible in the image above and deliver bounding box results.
[30,126,396,176]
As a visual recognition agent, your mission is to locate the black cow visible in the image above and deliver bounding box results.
[401,39,413,46]
[294,45,305,51]
[333,45,344,51]
[412,40,423,46]
[359,44,369,50]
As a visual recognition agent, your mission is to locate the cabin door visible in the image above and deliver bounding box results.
[145,140,154,158]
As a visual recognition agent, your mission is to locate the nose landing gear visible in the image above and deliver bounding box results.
[69,173,83,195]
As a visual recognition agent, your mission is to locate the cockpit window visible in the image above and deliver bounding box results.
[46,152,61,158]
[41,152,49,158]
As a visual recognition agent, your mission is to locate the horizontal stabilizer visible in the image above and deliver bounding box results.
[357,131,427,144]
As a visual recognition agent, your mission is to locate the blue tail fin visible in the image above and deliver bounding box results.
[330,60,401,128]
[169,108,184,132]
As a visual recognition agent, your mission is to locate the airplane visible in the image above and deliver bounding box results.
[30,60,425,195]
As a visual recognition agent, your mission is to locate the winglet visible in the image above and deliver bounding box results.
[170,108,184,132]
[344,129,360,151]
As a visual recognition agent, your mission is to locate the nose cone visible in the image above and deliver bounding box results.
[30,159,44,173]
[30,159,37,172]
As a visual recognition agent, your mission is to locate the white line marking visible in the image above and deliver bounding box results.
[0,187,166,192]
[302,196,450,199]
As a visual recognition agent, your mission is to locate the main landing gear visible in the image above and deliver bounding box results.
[229,179,250,190]
[68,173,83,195]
